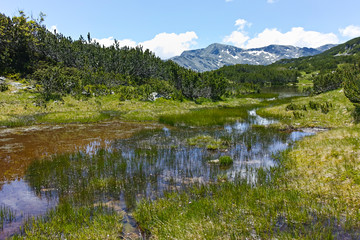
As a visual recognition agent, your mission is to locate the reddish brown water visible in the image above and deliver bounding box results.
[0,121,159,183]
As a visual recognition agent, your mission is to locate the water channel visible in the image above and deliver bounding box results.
[0,87,312,239]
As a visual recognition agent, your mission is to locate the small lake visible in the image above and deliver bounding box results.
[0,87,312,239]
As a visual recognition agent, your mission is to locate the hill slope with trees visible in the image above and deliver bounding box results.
[0,12,227,101]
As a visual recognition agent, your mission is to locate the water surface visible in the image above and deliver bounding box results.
[0,87,313,238]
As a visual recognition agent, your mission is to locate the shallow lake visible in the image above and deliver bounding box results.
[0,87,312,239]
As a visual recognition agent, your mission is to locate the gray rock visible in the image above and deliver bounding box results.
[208,159,220,164]
[148,92,167,101]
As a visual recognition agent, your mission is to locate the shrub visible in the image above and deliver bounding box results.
[219,156,233,166]
[286,103,307,111]
[293,111,304,119]
[313,71,342,94]
[0,83,8,92]
[320,102,333,114]
[309,101,320,110]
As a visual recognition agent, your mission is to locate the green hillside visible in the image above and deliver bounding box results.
[275,37,360,73]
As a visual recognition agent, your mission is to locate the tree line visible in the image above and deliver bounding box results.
[0,12,227,101]
[214,64,300,96]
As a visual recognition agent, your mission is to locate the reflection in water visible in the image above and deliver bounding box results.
[0,88,314,238]
[0,121,159,239]
[1,113,314,238]
[23,110,313,213]
[0,180,57,239]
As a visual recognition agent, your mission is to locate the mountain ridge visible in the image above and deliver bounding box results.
[171,43,337,72]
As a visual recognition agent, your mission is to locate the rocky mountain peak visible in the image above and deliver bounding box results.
[171,43,337,72]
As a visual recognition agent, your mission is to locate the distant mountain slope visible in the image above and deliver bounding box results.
[171,43,336,72]
[319,37,360,56]
[275,37,360,71]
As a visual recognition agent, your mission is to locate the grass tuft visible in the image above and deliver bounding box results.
[11,203,122,239]
[219,156,233,166]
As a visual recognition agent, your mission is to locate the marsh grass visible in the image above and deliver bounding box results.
[0,87,261,127]
[134,179,357,239]
[258,89,355,128]
[134,141,360,239]
[282,127,360,212]
[187,135,228,150]
[0,204,16,230]
[26,150,131,205]
[159,106,252,127]
[11,202,123,239]
[237,92,279,99]
[219,156,233,166]
[133,93,360,239]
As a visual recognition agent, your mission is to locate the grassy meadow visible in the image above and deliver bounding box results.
[257,89,355,129]
[0,80,261,128]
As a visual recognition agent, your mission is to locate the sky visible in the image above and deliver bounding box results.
[1,0,360,59]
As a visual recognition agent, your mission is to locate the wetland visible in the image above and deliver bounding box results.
[0,87,359,239]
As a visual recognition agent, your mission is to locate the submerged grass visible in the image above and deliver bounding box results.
[186,135,229,150]
[11,203,123,239]
[26,149,130,205]
[0,204,16,230]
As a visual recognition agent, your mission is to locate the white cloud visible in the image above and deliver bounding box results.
[235,19,251,30]
[223,31,249,48]
[93,37,137,48]
[223,19,251,47]
[267,0,276,3]
[339,25,360,38]
[223,19,339,49]
[225,0,234,2]
[139,32,198,59]
[49,25,58,34]
[245,27,339,48]
[93,32,198,59]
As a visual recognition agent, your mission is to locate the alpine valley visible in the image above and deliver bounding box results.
[171,43,336,72]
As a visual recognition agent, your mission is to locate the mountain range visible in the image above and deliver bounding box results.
[170,43,337,72]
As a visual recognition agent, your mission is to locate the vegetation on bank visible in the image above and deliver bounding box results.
[258,89,355,129]
[134,90,360,239]
[0,81,262,127]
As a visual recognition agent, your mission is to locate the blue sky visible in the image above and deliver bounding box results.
[1,0,360,59]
